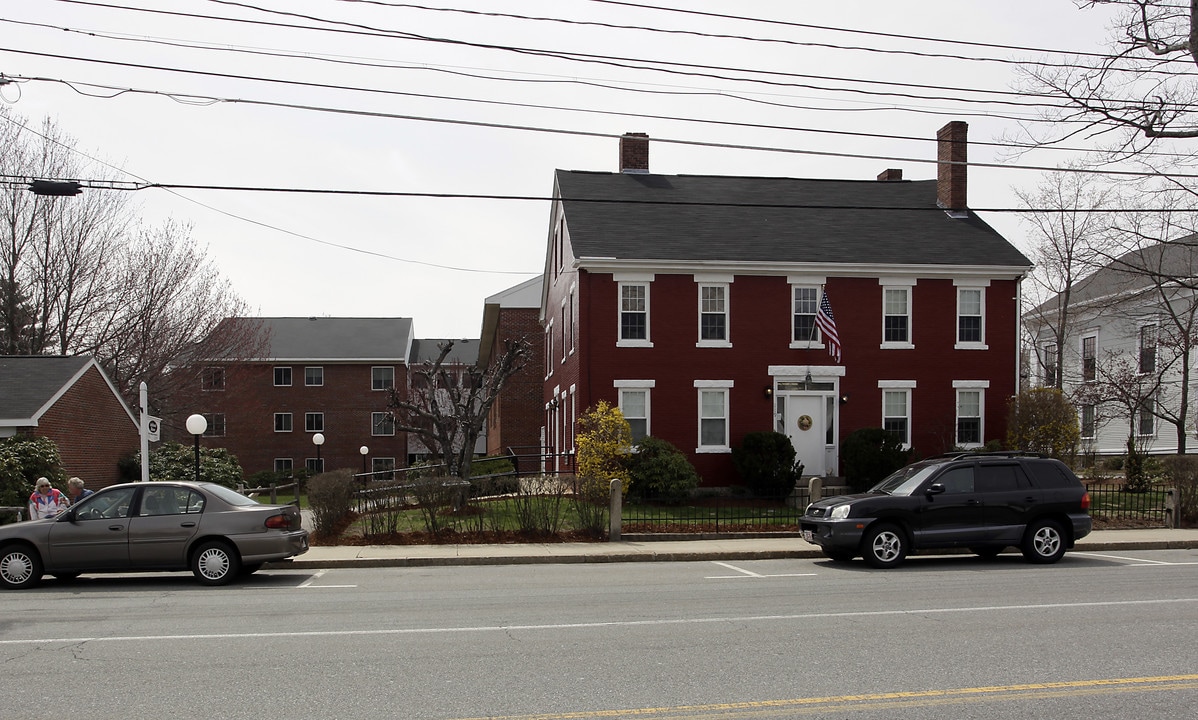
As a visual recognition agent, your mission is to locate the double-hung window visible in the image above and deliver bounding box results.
[879,380,915,447]
[201,367,225,391]
[1080,405,1095,439]
[955,282,987,348]
[881,281,914,348]
[1139,325,1157,374]
[616,275,653,347]
[274,366,292,386]
[615,380,654,443]
[372,412,395,436]
[1139,395,1156,437]
[792,286,819,344]
[1081,334,1097,382]
[202,413,225,437]
[695,381,733,452]
[274,412,293,433]
[1043,344,1058,387]
[274,458,293,475]
[696,279,731,347]
[305,412,324,433]
[953,381,989,448]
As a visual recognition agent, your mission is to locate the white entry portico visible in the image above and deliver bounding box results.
[769,365,845,477]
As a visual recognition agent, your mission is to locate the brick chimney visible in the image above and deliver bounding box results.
[620,132,649,173]
[936,121,967,211]
[877,168,903,181]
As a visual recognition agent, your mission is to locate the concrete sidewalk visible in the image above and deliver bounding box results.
[272,528,1198,569]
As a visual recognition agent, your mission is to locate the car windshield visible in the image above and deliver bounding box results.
[870,462,941,496]
[201,482,261,507]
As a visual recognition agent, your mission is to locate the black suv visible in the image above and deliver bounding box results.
[801,453,1092,568]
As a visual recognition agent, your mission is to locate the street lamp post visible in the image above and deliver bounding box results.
[312,432,325,474]
[185,414,208,483]
[359,445,369,475]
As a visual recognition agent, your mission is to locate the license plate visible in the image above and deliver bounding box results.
[802,530,813,543]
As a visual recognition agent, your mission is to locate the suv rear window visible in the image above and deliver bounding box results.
[1022,459,1080,489]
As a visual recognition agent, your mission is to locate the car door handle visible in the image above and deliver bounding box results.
[967,499,983,506]
[1025,496,1037,503]
[180,522,196,527]
[108,525,124,531]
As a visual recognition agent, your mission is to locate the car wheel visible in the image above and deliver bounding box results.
[0,544,44,590]
[861,523,907,569]
[1022,519,1067,564]
[822,549,855,563]
[191,541,241,586]
[970,546,1003,560]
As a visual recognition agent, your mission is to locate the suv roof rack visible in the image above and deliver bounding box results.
[931,450,1050,461]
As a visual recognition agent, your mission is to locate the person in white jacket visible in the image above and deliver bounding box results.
[28,477,69,520]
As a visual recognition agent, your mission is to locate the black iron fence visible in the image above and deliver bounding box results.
[1085,482,1175,528]
[621,493,804,534]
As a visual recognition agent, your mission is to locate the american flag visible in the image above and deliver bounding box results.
[816,292,841,362]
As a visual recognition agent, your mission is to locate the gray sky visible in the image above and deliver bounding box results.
[0,1,1125,338]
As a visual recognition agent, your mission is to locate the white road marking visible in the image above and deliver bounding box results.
[1075,552,1192,566]
[706,561,816,579]
[294,569,357,589]
[5,598,1194,646]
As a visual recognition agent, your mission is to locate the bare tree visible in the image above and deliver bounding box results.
[1018,1,1198,150]
[0,107,264,410]
[1019,170,1117,388]
[387,338,531,479]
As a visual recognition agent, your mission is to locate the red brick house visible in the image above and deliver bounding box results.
[0,355,139,489]
[189,317,414,478]
[541,123,1032,484]
[479,276,545,462]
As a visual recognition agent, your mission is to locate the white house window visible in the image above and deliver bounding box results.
[1043,344,1058,387]
[305,412,324,433]
[372,366,395,390]
[698,284,729,343]
[274,458,293,475]
[695,380,733,452]
[619,282,649,342]
[372,457,396,480]
[956,390,982,447]
[616,382,653,443]
[306,457,324,474]
[878,382,914,446]
[882,286,912,346]
[1082,335,1097,382]
[305,366,324,387]
[1138,396,1156,437]
[372,412,395,436]
[274,412,292,433]
[792,286,819,344]
[274,366,292,387]
[956,287,984,345]
[544,323,553,378]
[1081,405,1095,439]
[1139,325,1157,374]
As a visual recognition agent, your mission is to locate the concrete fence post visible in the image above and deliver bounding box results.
[609,478,622,542]
[808,476,823,504]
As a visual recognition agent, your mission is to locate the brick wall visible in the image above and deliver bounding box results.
[35,365,139,489]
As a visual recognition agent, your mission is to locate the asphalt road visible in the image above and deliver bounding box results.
[3,549,1197,720]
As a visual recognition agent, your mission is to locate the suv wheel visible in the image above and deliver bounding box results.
[1021,519,1066,564]
[862,523,907,569]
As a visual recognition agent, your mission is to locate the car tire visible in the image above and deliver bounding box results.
[191,541,241,586]
[822,549,856,563]
[0,544,44,590]
[1022,519,1067,564]
[861,523,907,569]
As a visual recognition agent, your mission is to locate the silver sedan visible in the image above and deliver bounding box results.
[0,481,309,589]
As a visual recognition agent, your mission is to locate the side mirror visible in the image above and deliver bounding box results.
[925,483,946,496]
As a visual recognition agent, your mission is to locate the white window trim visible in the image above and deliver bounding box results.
[952,381,989,449]
[1138,322,1158,375]
[616,279,654,348]
[568,284,577,356]
[880,280,915,350]
[616,381,654,441]
[696,280,732,348]
[305,412,324,433]
[371,411,395,437]
[544,322,554,379]
[305,366,324,387]
[1080,331,1098,383]
[274,366,292,387]
[371,366,395,391]
[695,380,733,453]
[274,412,293,433]
[876,378,910,445]
[788,283,826,351]
[953,280,989,350]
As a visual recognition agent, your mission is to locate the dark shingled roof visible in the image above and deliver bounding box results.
[0,355,92,423]
[236,317,414,361]
[556,171,1031,268]
[410,339,480,366]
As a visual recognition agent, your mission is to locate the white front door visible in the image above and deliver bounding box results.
[785,395,825,476]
